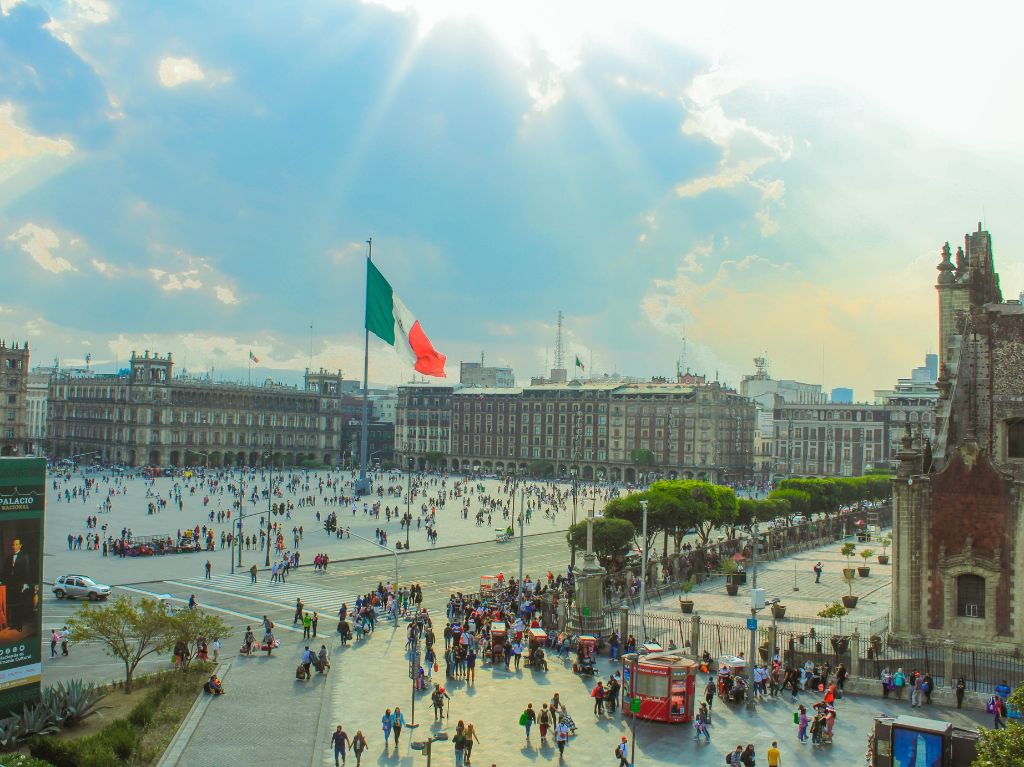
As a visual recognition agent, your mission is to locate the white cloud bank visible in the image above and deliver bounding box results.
[158,57,206,88]
[8,223,76,274]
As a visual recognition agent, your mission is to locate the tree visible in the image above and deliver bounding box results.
[67,596,173,693]
[424,451,444,469]
[768,488,811,516]
[167,609,231,672]
[648,480,738,547]
[630,448,655,468]
[602,493,660,553]
[973,684,1024,766]
[528,460,554,478]
[566,518,635,568]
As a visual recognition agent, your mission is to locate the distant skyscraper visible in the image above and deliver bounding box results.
[830,387,854,404]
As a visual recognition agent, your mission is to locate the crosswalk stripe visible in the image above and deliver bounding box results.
[166,580,359,615]
[175,574,361,615]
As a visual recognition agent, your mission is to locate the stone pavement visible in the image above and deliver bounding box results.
[43,470,590,585]
[162,573,989,767]
[645,533,893,634]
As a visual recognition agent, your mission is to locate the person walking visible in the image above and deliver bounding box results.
[250,563,257,583]
[464,722,480,766]
[767,740,782,767]
[615,736,630,766]
[813,562,823,584]
[294,597,305,624]
[300,646,313,679]
[993,696,1007,730]
[381,708,393,747]
[955,677,966,709]
[555,719,569,758]
[796,704,809,743]
[312,611,319,638]
[211,637,221,662]
[704,675,716,719]
[911,673,923,707]
[521,703,536,740]
[391,707,406,745]
[893,668,907,701]
[330,725,350,767]
[303,612,313,639]
[50,628,59,658]
[538,703,552,743]
[204,559,212,579]
[452,727,467,767]
[741,743,756,766]
[350,730,367,767]
[728,744,744,765]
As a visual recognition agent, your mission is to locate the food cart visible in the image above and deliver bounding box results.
[480,575,499,595]
[574,635,598,675]
[488,621,507,665]
[621,651,698,723]
[641,641,663,655]
[526,627,548,670]
[717,655,746,698]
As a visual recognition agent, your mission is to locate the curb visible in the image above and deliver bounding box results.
[155,659,232,767]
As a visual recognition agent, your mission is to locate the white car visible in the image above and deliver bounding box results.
[52,574,111,601]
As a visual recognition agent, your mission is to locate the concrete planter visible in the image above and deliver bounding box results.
[876,555,889,565]
[857,566,871,577]
[841,594,859,609]
[679,599,694,614]
[726,583,739,596]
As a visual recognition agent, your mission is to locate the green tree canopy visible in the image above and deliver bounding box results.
[67,596,173,693]
[768,488,811,516]
[528,460,554,478]
[630,448,655,467]
[566,517,635,568]
[602,493,660,552]
[167,609,231,672]
[647,479,738,546]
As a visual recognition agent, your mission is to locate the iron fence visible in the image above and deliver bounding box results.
[952,647,1024,694]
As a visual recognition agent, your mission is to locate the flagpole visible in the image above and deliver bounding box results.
[356,238,372,497]
[248,353,251,387]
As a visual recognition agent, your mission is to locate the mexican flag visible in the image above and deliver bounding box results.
[249,351,259,364]
[575,355,585,372]
[365,259,447,377]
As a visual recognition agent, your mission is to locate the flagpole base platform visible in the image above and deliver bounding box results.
[354,477,371,496]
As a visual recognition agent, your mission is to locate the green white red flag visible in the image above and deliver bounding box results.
[365,259,446,377]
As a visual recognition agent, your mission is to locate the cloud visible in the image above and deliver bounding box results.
[485,322,517,337]
[149,268,202,291]
[329,241,366,265]
[0,102,74,165]
[755,208,779,237]
[158,57,205,88]
[91,257,123,276]
[8,223,76,273]
[42,0,112,47]
[215,286,239,305]
[526,73,565,115]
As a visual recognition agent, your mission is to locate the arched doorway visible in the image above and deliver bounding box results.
[582,465,594,481]
[323,453,333,466]
[610,467,621,482]
[624,468,636,483]
[148,449,161,466]
[170,450,181,467]
[596,467,606,481]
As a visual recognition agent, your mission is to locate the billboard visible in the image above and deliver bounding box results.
[0,458,45,715]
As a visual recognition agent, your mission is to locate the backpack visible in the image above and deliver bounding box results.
[725,753,733,765]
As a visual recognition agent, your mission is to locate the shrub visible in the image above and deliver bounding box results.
[817,601,849,618]
[1,754,57,767]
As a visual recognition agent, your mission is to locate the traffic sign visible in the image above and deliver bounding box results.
[630,697,641,713]
[746,617,758,631]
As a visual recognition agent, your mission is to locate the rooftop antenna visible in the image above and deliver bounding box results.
[553,310,565,370]
[309,322,314,370]
[754,354,770,379]
[677,328,688,378]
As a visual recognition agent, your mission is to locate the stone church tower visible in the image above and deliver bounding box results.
[891,224,1024,650]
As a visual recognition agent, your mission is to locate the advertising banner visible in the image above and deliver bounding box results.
[0,458,45,715]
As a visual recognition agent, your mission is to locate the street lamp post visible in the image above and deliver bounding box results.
[518,487,526,595]
[746,521,760,711]
[639,499,649,644]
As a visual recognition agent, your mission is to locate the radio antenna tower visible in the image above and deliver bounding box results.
[554,310,565,370]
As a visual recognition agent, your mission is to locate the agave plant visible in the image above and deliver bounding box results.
[17,702,58,738]
[49,679,109,727]
[0,715,25,750]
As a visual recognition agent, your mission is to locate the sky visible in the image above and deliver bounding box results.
[2,0,1023,399]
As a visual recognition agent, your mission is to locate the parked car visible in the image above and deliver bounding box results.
[52,574,111,601]
[790,514,808,525]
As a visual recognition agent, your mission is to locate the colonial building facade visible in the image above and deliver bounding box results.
[396,379,755,483]
[0,340,30,457]
[892,225,1024,651]
[47,351,367,467]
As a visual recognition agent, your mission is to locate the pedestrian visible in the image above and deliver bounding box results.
[432,684,450,721]
[538,703,552,743]
[50,628,59,658]
[813,561,823,583]
[606,675,620,713]
[767,740,782,767]
[211,637,221,662]
[741,743,756,766]
[188,594,197,610]
[391,707,405,745]
[303,612,313,639]
[294,597,304,624]
[521,702,536,739]
[464,721,480,766]
[250,563,257,583]
[381,708,393,747]
[994,697,1007,730]
[452,726,467,767]
[893,668,906,700]
[881,667,893,698]
[955,676,966,709]
[330,725,350,767]
[796,704,809,743]
[350,730,367,767]
[204,559,211,579]
[705,675,716,718]
[313,611,319,638]
[592,680,605,716]
[911,673,923,707]
[301,646,313,679]
[555,719,569,757]
[615,736,629,766]
[729,744,744,765]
